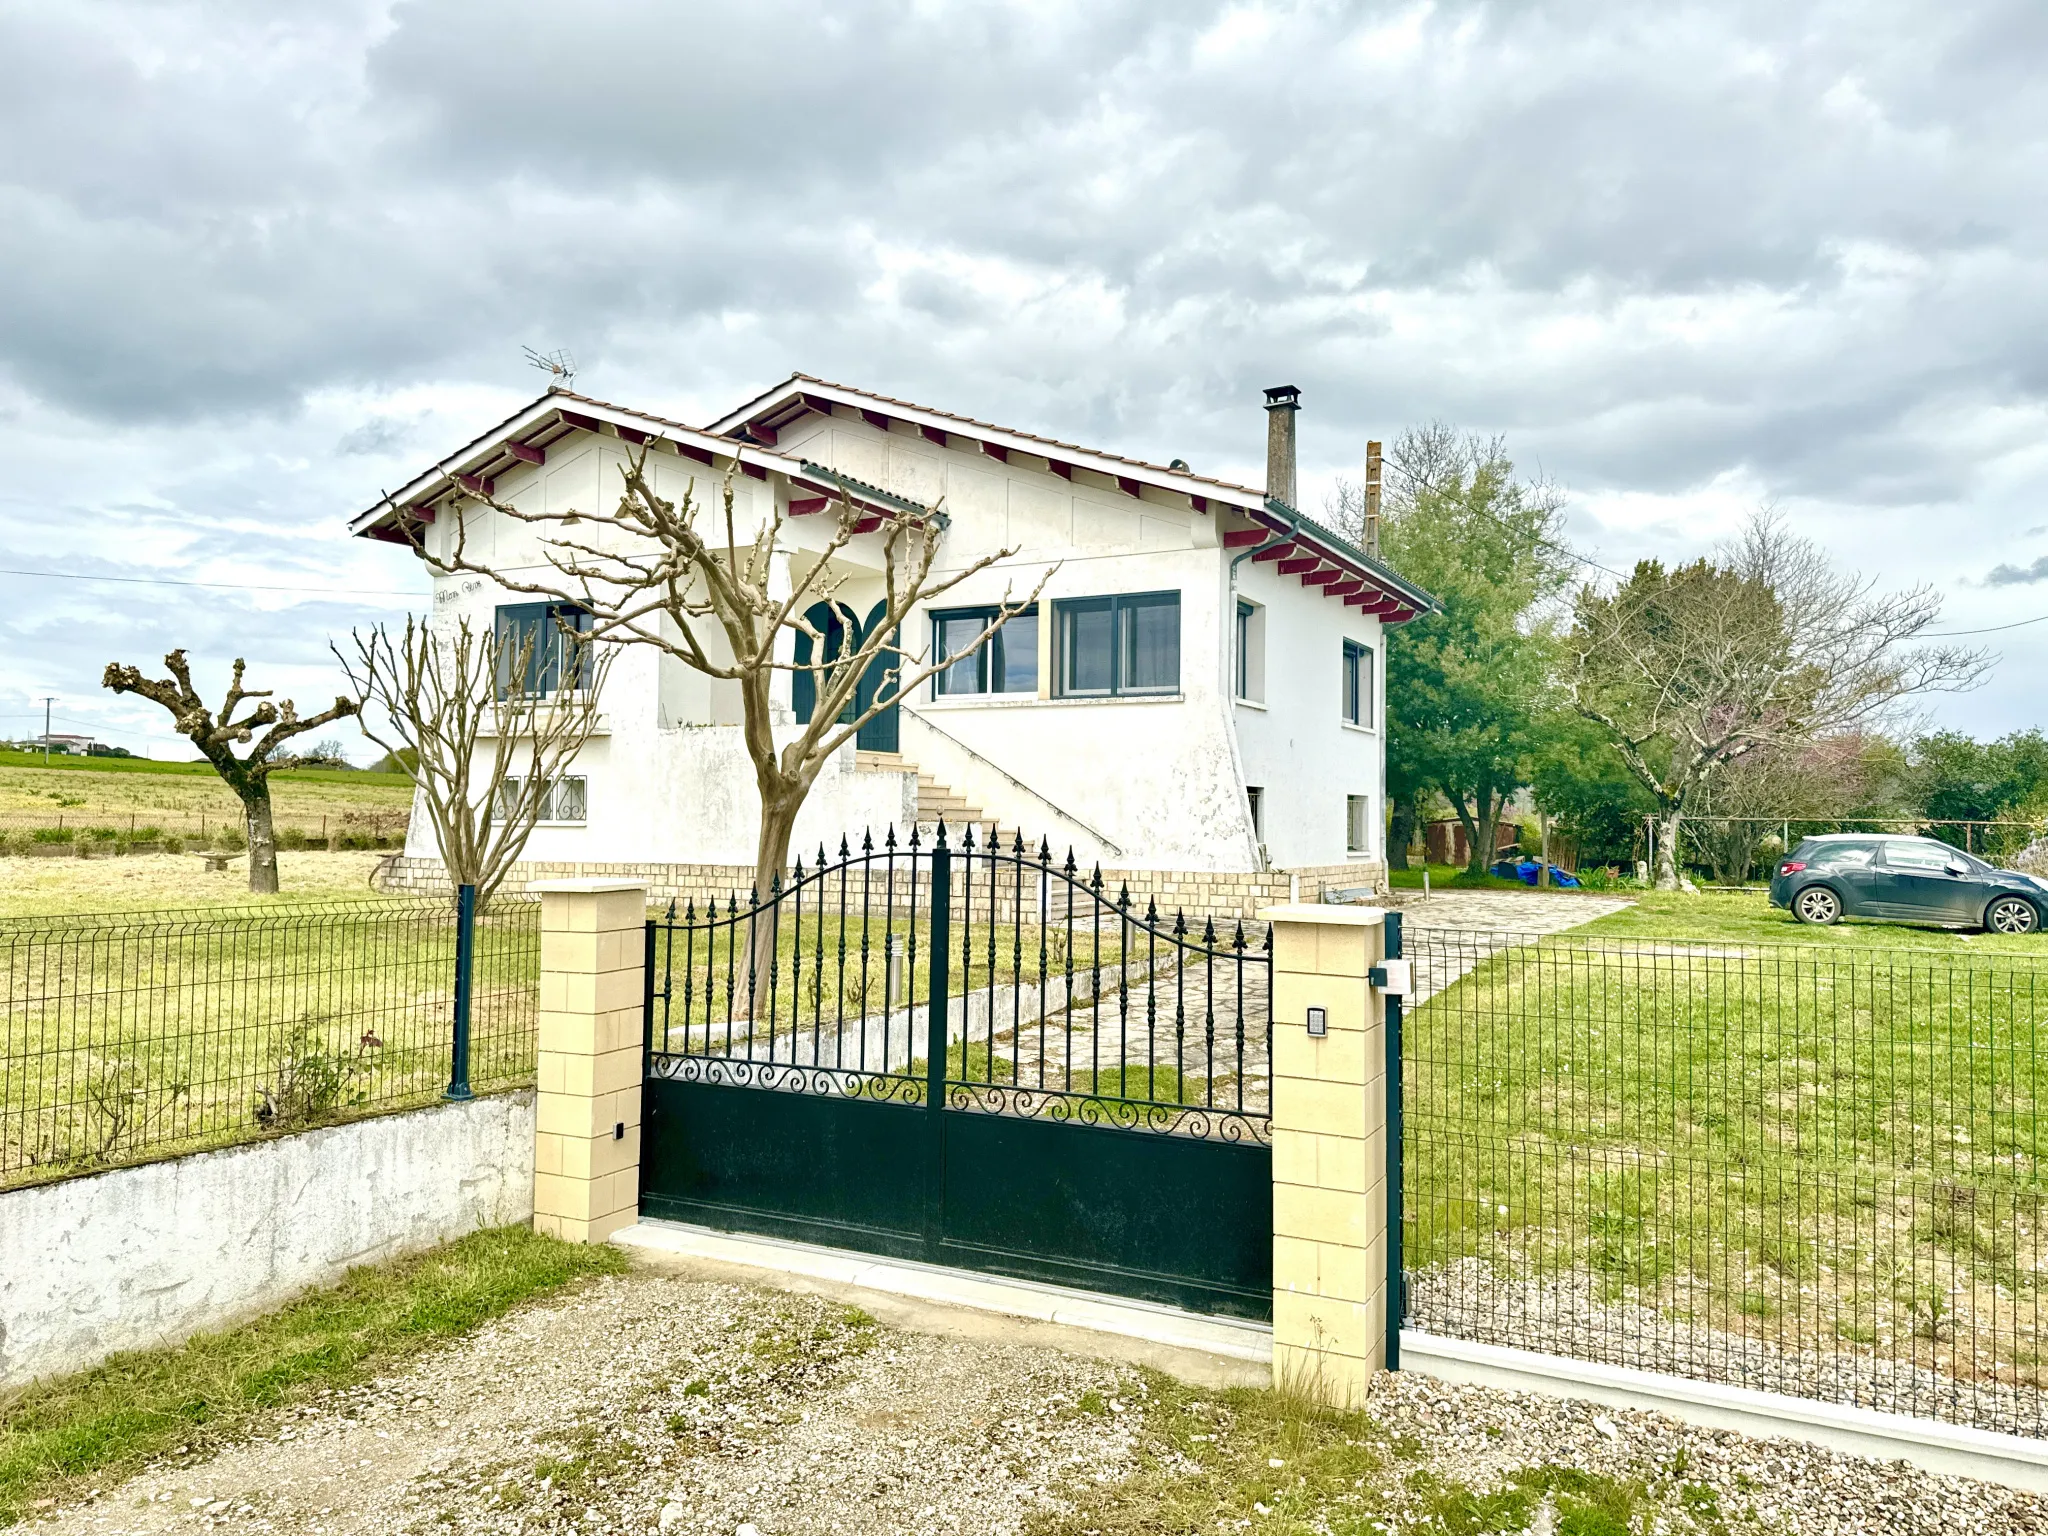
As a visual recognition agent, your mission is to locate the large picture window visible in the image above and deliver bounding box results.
[495,602,594,697]
[931,605,1039,697]
[1054,591,1180,699]
[1342,639,1374,727]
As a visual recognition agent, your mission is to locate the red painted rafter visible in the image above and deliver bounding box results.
[744,420,779,447]
[860,409,891,432]
[1277,556,1319,576]
[1048,460,1074,481]
[1250,543,1295,563]
[506,442,545,466]
[741,462,768,481]
[558,410,602,433]
[614,425,651,447]
[981,442,1009,464]
[788,497,831,517]
[1326,579,1363,598]
[1303,568,1345,587]
[1222,529,1266,549]
[1116,476,1143,499]
[919,424,948,447]
[678,443,716,466]
[455,473,493,497]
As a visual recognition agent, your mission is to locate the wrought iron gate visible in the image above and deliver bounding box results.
[639,824,1273,1319]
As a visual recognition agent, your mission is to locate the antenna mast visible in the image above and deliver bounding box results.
[523,347,577,387]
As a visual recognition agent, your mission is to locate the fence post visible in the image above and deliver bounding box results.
[446,882,477,1101]
[924,824,952,1255]
[531,878,649,1244]
[1259,901,1392,1408]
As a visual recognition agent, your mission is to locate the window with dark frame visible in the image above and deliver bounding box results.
[1346,794,1370,853]
[1054,591,1180,698]
[1342,639,1373,726]
[495,602,594,698]
[1247,785,1264,840]
[1235,600,1253,699]
[930,605,1039,697]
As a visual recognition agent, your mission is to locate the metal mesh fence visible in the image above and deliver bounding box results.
[1402,925,2048,1436]
[0,898,539,1189]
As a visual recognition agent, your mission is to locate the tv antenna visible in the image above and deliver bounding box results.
[523,346,577,386]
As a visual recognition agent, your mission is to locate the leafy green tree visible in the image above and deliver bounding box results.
[1565,514,1986,889]
[1373,425,1576,877]
[1529,715,1657,871]
[1910,730,2048,856]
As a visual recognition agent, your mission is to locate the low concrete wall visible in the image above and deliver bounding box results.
[0,1091,535,1390]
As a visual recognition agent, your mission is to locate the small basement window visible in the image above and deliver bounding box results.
[1247,785,1264,840]
[499,775,588,825]
[1346,794,1371,854]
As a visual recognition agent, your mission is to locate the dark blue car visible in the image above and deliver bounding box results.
[1767,834,2048,933]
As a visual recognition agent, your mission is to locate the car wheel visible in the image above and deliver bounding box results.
[1985,896,2040,935]
[1793,886,1843,926]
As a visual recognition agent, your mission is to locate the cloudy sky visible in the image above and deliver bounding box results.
[3,0,2044,759]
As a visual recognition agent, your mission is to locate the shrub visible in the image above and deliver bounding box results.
[87,826,120,843]
[119,825,166,845]
[158,834,185,854]
[30,827,74,845]
[276,827,311,852]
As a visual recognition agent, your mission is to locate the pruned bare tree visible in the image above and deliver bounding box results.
[336,616,613,909]
[396,439,1050,903]
[1565,512,1989,890]
[102,651,359,894]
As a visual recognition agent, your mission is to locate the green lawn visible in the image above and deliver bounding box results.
[0,901,538,1190]
[1404,910,2048,1389]
[0,1226,624,1524]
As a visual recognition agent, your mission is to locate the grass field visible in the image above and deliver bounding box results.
[0,895,538,1190]
[0,754,411,842]
[0,851,395,917]
[1403,913,2048,1415]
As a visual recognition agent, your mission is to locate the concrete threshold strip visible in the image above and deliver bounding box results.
[613,1220,2048,1494]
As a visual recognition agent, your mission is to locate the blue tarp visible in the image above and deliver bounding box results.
[1489,858,1582,888]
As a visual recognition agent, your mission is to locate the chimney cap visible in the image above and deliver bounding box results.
[1263,385,1301,407]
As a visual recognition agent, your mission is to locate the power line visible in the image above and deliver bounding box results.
[0,564,416,599]
[1916,612,2048,639]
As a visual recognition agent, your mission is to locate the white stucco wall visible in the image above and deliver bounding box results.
[398,407,1393,877]
[1232,554,1386,870]
[0,1092,535,1390]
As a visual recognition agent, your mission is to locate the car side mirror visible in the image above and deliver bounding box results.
[1947,861,1970,876]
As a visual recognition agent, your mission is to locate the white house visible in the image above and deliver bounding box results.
[351,375,1433,912]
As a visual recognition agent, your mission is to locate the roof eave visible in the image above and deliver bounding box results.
[349,392,805,539]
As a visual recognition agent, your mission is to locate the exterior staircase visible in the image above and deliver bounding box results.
[854,750,1024,849]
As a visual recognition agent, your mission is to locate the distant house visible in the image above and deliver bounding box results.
[35,733,96,756]
[350,375,1435,913]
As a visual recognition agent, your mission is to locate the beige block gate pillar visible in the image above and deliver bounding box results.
[531,878,649,1243]
[1260,903,1395,1406]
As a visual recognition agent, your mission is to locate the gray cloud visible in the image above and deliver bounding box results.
[1985,556,2048,587]
[2,0,2048,742]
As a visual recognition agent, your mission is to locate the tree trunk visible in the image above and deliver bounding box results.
[243,781,280,895]
[1387,797,1417,871]
[1654,807,1685,891]
[1455,791,1502,879]
[748,788,804,1012]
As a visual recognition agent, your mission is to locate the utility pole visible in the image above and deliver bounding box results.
[42,697,54,765]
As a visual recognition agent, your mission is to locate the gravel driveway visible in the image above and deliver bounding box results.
[28,1254,2048,1536]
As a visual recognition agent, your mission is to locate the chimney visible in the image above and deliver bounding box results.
[1263,385,1300,511]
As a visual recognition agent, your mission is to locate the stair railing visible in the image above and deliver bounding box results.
[899,709,1126,858]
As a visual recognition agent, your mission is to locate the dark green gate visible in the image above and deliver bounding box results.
[639,824,1273,1320]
